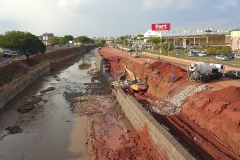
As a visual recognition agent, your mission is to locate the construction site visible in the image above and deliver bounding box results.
[97,45,240,159]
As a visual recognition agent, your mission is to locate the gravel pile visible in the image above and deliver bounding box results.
[166,84,210,107]
[144,84,211,115]
[144,101,181,116]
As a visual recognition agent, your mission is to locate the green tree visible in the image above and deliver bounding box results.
[48,36,60,46]
[120,36,125,41]
[0,31,46,59]
[161,43,169,53]
[76,36,92,44]
[205,30,212,32]
[59,35,74,45]
[98,39,106,46]
[147,37,161,45]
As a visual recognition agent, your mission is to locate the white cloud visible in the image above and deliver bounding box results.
[142,0,194,11]
[58,0,89,15]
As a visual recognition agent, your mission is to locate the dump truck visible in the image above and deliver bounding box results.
[188,62,224,83]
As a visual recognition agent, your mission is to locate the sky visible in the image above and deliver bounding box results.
[0,0,239,38]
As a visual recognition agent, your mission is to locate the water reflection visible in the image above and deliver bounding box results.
[78,58,91,70]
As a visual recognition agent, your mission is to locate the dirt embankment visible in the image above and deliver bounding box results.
[99,46,240,159]
[0,47,95,85]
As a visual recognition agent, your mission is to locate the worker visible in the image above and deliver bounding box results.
[158,55,160,60]
[147,58,150,64]
[171,73,175,82]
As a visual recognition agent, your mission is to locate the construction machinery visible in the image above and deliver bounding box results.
[111,65,148,93]
[188,62,224,83]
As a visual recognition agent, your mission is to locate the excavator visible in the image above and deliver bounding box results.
[111,65,148,93]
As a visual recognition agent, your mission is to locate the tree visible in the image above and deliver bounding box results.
[48,36,60,46]
[147,37,161,45]
[205,30,212,32]
[59,35,74,45]
[0,31,46,59]
[76,36,92,44]
[98,39,106,46]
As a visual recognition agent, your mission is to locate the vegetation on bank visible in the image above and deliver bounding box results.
[0,31,46,59]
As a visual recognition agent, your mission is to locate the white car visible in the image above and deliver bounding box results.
[3,51,11,57]
[198,51,208,56]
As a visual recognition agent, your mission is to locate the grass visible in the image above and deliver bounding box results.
[162,79,168,83]
[1,74,13,86]
[39,58,47,64]
[54,56,62,60]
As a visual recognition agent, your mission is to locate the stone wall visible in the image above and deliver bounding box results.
[96,52,195,160]
[96,50,115,85]
[0,61,50,109]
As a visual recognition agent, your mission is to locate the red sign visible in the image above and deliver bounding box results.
[151,23,171,31]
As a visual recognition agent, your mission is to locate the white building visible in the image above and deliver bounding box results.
[42,32,54,45]
[143,29,162,42]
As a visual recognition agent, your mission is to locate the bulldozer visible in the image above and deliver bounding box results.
[111,65,148,93]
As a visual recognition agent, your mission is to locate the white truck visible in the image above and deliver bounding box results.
[188,62,224,83]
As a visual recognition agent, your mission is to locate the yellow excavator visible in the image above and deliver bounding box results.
[117,65,148,93]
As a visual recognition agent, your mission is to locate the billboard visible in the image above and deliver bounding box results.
[151,23,171,31]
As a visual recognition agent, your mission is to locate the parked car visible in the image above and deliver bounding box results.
[3,51,11,57]
[132,52,140,58]
[225,53,235,59]
[198,51,208,56]
[10,51,22,57]
[234,53,240,59]
[3,51,21,57]
[188,50,198,56]
[215,55,229,61]
[224,70,240,79]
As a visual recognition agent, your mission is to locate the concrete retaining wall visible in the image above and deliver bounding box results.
[0,61,50,109]
[96,51,115,85]
[96,52,195,160]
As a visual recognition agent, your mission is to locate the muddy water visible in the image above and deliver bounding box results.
[0,49,101,160]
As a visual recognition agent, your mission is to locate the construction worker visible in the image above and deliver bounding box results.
[171,73,175,82]
[147,58,150,64]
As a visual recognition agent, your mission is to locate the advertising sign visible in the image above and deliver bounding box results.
[151,23,171,31]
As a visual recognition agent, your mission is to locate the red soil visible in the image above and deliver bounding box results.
[99,46,240,159]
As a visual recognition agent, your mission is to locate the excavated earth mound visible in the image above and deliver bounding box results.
[182,86,240,155]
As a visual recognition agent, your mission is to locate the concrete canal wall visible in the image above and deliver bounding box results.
[0,61,50,109]
[96,52,195,160]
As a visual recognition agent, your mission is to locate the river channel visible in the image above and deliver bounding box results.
[0,49,102,160]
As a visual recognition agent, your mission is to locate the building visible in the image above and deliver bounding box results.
[143,29,232,49]
[231,30,240,51]
[40,32,54,46]
[143,29,162,42]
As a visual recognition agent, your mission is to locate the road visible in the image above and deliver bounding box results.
[114,47,240,91]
